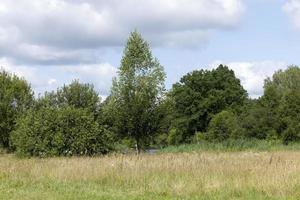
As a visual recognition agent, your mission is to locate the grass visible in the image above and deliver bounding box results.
[2,149,300,199]
[159,139,300,153]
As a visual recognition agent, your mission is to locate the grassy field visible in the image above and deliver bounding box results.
[1,150,300,199]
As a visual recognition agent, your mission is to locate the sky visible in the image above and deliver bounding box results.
[0,0,300,99]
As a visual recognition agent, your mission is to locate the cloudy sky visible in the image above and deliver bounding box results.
[0,0,299,98]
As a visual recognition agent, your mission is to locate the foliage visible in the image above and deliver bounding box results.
[11,106,112,157]
[0,70,33,149]
[170,65,247,142]
[239,100,279,140]
[260,66,300,143]
[107,31,165,153]
[40,80,101,114]
[10,80,113,157]
[205,111,242,142]
[167,128,183,145]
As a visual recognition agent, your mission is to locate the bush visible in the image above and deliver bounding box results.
[192,132,205,143]
[282,120,300,144]
[167,128,183,145]
[11,106,112,157]
[240,103,279,139]
[154,133,168,148]
[205,111,242,142]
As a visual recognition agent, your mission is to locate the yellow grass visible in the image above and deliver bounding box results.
[1,151,300,199]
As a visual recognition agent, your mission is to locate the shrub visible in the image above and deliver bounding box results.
[282,120,300,144]
[167,128,183,145]
[240,103,279,139]
[205,111,243,142]
[154,133,168,148]
[192,132,205,144]
[11,106,112,157]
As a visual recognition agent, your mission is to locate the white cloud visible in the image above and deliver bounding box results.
[48,79,57,85]
[0,58,117,97]
[210,61,287,98]
[0,58,38,82]
[283,0,300,30]
[0,0,245,65]
[0,0,246,98]
[61,63,117,95]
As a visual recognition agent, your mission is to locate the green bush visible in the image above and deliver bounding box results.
[240,103,279,140]
[205,111,243,142]
[167,128,183,145]
[192,132,205,143]
[11,106,112,157]
[154,133,168,148]
[282,120,300,144]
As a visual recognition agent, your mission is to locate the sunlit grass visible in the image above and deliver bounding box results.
[1,150,300,199]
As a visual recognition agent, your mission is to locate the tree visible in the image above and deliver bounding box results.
[41,80,101,115]
[264,66,300,97]
[108,31,165,153]
[170,65,247,142]
[0,70,33,149]
[278,90,300,143]
[205,110,242,142]
[259,66,300,143]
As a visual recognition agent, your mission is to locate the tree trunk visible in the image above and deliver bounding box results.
[135,137,141,155]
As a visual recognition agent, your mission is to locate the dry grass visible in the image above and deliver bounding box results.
[1,151,300,199]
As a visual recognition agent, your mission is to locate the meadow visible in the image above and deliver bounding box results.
[1,149,300,199]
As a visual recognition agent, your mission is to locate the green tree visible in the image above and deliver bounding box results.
[260,66,300,143]
[108,31,165,153]
[170,65,247,142]
[206,110,242,142]
[42,80,101,115]
[279,90,300,143]
[0,70,33,149]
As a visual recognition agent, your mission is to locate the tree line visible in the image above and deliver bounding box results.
[1,31,300,156]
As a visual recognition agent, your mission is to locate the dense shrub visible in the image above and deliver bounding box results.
[167,128,184,145]
[240,102,279,140]
[11,106,112,157]
[282,121,300,144]
[205,111,242,142]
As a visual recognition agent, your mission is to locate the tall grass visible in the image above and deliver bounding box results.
[159,139,300,153]
[1,150,300,199]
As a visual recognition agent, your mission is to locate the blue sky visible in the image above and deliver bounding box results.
[0,0,300,98]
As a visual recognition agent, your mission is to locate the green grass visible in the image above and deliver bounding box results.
[1,150,300,199]
[159,139,300,153]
